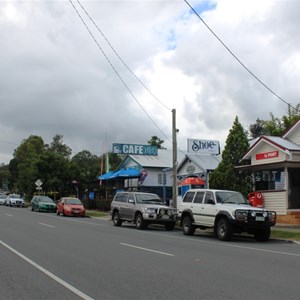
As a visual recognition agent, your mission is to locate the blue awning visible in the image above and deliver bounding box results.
[98,167,141,180]
[98,171,116,180]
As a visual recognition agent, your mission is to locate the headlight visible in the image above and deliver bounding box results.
[251,211,256,217]
[235,210,248,221]
[167,209,173,216]
[263,211,268,218]
[145,208,156,214]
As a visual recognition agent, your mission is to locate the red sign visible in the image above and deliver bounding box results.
[256,151,279,160]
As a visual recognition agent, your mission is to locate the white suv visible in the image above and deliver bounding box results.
[110,192,177,230]
[179,189,276,241]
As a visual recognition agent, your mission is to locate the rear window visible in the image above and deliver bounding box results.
[114,193,128,203]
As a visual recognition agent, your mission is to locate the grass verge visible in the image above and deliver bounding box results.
[86,210,110,218]
[271,230,300,241]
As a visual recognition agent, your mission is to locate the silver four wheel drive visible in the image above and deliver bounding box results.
[110,192,177,230]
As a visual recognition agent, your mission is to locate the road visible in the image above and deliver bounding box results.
[0,205,299,300]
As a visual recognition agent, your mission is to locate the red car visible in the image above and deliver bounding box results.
[56,197,86,217]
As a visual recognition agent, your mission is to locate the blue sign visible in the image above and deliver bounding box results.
[113,143,157,155]
[89,192,95,200]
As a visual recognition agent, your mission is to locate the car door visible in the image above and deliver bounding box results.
[200,191,217,226]
[190,191,205,224]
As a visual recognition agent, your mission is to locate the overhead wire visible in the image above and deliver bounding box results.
[68,0,173,145]
[183,0,297,112]
[75,0,172,112]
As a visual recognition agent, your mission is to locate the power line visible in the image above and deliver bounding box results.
[184,0,297,111]
[69,0,172,144]
[75,0,172,112]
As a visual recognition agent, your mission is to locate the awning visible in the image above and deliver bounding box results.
[98,167,141,180]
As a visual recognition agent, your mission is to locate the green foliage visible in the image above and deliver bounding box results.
[147,136,166,149]
[209,116,252,196]
[249,104,300,139]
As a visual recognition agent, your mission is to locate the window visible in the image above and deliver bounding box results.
[115,193,128,202]
[193,192,204,203]
[203,192,214,204]
[157,173,167,185]
[254,169,284,191]
[183,192,195,203]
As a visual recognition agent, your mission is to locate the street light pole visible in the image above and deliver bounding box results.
[172,109,178,209]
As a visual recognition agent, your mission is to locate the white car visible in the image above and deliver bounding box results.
[179,189,276,241]
[0,194,7,205]
[6,194,25,207]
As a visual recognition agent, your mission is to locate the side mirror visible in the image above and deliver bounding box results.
[128,199,135,204]
[207,199,215,205]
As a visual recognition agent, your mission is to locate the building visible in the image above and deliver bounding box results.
[237,120,300,224]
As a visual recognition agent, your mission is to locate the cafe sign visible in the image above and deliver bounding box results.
[113,143,157,155]
[256,151,279,160]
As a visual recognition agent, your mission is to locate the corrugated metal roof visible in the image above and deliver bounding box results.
[123,149,186,168]
[185,153,221,170]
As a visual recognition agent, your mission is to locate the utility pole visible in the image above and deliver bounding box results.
[172,109,178,209]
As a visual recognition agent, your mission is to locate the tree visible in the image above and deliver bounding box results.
[209,116,252,196]
[71,150,101,188]
[11,135,45,195]
[147,136,166,149]
[249,104,300,139]
[47,134,72,158]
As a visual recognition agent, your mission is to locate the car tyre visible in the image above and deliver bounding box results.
[112,211,122,226]
[63,210,66,216]
[56,210,60,216]
[182,215,195,236]
[254,227,270,242]
[217,218,233,241]
[136,213,146,229]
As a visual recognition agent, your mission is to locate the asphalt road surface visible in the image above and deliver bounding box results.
[1,205,299,300]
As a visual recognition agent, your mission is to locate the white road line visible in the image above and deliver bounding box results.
[0,240,95,300]
[120,242,175,256]
[5,214,13,217]
[38,222,55,228]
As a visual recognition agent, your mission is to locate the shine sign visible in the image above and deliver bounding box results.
[113,143,158,155]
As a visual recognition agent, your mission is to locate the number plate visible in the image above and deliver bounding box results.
[255,216,265,221]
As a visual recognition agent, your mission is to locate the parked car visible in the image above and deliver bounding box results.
[31,195,57,212]
[0,194,7,205]
[6,194,25,207]
[179,189,276,241]
[110,191,178,230]
[56,197,85,217]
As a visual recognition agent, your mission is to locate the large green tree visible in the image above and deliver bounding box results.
[209,116,252,196]
[10,135,45,195]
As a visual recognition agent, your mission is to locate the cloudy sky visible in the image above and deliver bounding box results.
[1,0,300,164]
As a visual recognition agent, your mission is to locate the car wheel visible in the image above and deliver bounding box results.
[182,215,195,236]
[217,218,233,241]
[31,206,34,211]
[254,227,271,242]
[136,213,146,229]
[165,222,176,231]
[62,210,66,216]
[112,211,122,226]
[56,210,60,215]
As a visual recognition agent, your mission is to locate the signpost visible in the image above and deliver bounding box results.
[35,179,43,194]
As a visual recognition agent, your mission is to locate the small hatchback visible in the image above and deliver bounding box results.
[56,197,85,217]
[110,191,177,230]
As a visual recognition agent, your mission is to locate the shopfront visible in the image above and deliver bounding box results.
[238,123,300,224]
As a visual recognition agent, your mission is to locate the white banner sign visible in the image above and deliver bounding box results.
[187,139,220,155]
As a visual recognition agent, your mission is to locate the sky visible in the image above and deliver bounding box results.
[1,0,300,164]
